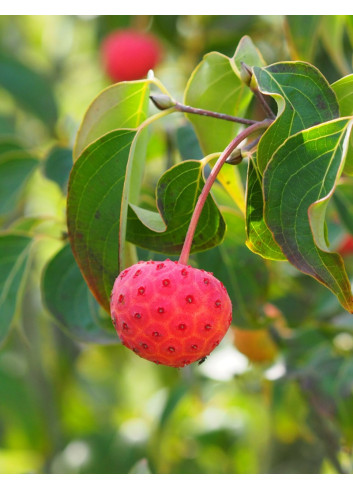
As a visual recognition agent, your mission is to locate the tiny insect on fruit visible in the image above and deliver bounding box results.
[101,28,163,82]
[110,259,232,367]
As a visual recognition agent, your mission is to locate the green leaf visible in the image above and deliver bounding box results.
[246,156,285,260]
[263,117,353,313]
[254,61,339,174]
[73,79,154,160]
[0,52,58,130]
[0,150,38,216]
[284,16,322,62]
[196,208,269,328]
[42,145,73,192]
[126,160,226,254]
[183,36,260,155]
[42,244,118,344]
[0,233,33,346]
[332,74,353,175]
[67,129,137,312]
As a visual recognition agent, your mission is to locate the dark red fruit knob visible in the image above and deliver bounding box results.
[110,259,233,367]
[101,29,163,82]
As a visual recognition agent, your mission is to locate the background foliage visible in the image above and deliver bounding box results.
[1,14,353,475]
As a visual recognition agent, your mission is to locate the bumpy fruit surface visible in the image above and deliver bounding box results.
[101,29,162,82]
[110,259,233,367]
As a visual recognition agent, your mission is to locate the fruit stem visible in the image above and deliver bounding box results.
[178,119,272,265]
[174,101,259,126]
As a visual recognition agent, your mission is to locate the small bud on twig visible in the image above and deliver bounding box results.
[150,93,176,111]
[225,148,243,165]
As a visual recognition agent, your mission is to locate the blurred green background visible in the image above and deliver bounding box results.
[1,15,353,475]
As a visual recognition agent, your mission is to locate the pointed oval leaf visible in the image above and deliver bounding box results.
[332,74,353,175]
[126,160,226,255]
[263,117,353,312]
[42,244,118,344]
[254,61,339,174]
[0,233,33,346]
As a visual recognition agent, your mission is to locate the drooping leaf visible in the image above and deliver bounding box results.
[284,16,322,62]
[42,145,73,192]
[126,160,226,254]
[42,244,118,344]
[196,208,269,328]
[0,150,38,216]
[332,74,353,175]
[73,79,156,160]
[183,35,263,155]
[0,233,33,346]
[0,52,58,131]
[263,117,353,312]
[67,129,138,312]
[254,61,339,174]
[246,156,285,260]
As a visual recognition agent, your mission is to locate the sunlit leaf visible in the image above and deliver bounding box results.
[183,35,262,155]
[42,244,118,344]
[74,79,156,159]
[0,233,33,346]
[263,117,353,312]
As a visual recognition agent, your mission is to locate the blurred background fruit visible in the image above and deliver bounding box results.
[100,28,163,82]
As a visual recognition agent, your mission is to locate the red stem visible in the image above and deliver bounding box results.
[178,119,272,265]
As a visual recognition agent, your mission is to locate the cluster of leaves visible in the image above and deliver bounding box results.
[1,15,353,474]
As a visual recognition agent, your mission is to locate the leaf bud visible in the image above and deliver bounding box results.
[150,93,176,110]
